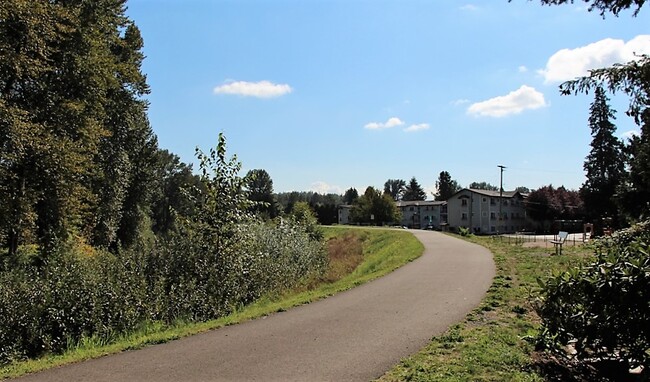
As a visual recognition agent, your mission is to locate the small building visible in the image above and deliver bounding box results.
[337,204,353,225]
[395,200,447,229]
[446,189,530,234]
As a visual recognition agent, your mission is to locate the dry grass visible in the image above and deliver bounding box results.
[323,233,364,282]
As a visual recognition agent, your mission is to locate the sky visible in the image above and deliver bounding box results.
[125,0,650,198]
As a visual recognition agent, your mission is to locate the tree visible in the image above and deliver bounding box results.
[383,179,406,201]
[150,149,203,236]
[402,177,427,201]
[468,181,499,191]
[0,0,156,256]
[434,171,461,201]
[514,186,531,194]
[580,86,625,226]
[343,187,359,204]
[560,56,650,221]
[533,0,645,16]
[245,169,277,219]
[350,187,400,225]
[525,185,584,229]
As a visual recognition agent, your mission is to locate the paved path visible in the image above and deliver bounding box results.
[17,230,494,382]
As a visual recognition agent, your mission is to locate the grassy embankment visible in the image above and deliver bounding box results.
[378,235,592,382]
[1,226,422,379]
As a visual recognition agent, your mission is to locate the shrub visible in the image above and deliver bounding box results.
[535,220,650,371]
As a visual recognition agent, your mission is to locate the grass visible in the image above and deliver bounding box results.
[1,226,423,379]
[377,234,593,382]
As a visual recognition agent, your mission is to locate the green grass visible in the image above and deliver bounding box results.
[1,226,423,379]
[377,234,592,382]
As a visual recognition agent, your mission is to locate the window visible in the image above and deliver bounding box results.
[503,200,508,206]
[490,198,496,205]
[482,211,488,217]
[409,207,414,211]
[461,199,468,206]
[491,226,496,232]
[490,212,496,220]
[483,198,487,202]
[461,212,468,220]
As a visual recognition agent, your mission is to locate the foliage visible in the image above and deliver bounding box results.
[275,191,342,225]
[469,181,499,191]
[350,187,401,225]
[1,227,422,378]
[343,187,359,204]
[560,55,650,221]
[535,220,650,371]
[532,0,646,16]
[288,202,323,241]
[458,226,472,237]
[0,0,156,257]
[434,171,461,201]
[244,169,277,219]
[0,135,327,365]
[525,185,584,224]
[402,177,427,201]
[383,179,406,201]
[150,149,203,237]
[580,86,625,227]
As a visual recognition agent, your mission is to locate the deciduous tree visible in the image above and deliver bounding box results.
[383,179,406,201]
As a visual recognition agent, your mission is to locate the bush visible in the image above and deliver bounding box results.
[535,220,650,370]
[0,135,326,364]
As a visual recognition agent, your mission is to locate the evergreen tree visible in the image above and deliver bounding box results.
[435,171,461,201]
[402,177,426,201]
[245,169,277,219]
[343,187,359,204]
[580,86,625,225]
[383,179,406,201]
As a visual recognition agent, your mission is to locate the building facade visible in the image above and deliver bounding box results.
[395,200,447,229]
[446,189,530,234]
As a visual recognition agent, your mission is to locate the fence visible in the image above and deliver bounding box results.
[494,232,588,247]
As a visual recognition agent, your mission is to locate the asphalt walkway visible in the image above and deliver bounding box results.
[17,230,494,382]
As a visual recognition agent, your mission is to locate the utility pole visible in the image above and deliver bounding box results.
[498,165,506,234]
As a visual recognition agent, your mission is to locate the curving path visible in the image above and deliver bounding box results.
[17,230,494,382]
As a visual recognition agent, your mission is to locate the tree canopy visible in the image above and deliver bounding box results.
[402,177,427,201]
[529,0,645,16]
[434,171,461,201]
[580,86,625,226]
[384,179,406,201]
[0,0,156,257]
[468,181,499,191]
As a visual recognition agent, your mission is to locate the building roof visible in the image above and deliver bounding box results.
[451,188,526,199]
[395,200,446,207]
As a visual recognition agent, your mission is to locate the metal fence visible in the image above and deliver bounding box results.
[494,232,588,247]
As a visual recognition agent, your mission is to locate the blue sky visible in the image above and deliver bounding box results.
[125,0,650,197]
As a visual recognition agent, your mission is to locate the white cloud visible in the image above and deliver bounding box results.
[460,4,479,11]
[620,130,640,141]
[452,98,470,106]
[539,35,650,83]
[404,123,430,132]
[518,65,528,73]
[364,117,405,130]
[213,80,293,98]
[310,181,343,194]
[467,85,547,118]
